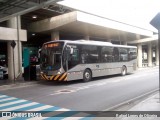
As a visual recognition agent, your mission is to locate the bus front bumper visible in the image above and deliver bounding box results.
[40,72,67,81]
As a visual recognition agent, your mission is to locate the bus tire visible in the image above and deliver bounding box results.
[83,69,92,82]
[121,66,127,76]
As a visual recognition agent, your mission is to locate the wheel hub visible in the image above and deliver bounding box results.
[85,72,90,79]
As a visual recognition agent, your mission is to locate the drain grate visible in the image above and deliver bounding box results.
[57,89,76,93]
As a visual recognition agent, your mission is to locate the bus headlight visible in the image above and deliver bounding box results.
[57,72,61,74]
[40,71,43,74]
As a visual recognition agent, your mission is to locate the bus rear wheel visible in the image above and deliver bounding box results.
[83,69,92,82]
[121,66,127,76]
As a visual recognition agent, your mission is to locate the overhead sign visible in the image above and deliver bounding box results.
[150,12,160,30]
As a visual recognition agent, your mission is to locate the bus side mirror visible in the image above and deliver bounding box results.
[38,49,41,58]
[70,48,73,54]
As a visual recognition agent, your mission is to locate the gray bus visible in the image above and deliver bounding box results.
[40,40,137,82]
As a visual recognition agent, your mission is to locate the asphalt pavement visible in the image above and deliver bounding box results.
[0,66,159,120]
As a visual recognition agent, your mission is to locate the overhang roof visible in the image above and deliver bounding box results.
[28,11,154,42]
[0,0,63,22]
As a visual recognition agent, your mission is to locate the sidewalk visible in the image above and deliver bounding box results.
[137,65,159,71]
[93,92,160,120]
[0,78,39,90]
[117,92,160,120]
[127,92,160,111]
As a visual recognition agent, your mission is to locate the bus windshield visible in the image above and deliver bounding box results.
[40,42,64,71]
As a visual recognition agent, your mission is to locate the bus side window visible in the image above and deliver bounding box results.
[81,45,99,63]
[119,48,128,61]
[113,47,120,62]
[81,51,88,64]
[68,48,80,69]
[101,46,113,63]
[128,48,137,60]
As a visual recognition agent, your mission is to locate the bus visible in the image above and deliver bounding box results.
[40,40,137,82]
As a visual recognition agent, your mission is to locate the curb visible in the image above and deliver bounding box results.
[137,66,159,71]
[102,89,158,111]
[0,81,39,91]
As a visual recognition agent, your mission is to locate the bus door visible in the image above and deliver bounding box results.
[65,45,79,70]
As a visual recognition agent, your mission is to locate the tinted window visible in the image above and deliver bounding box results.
[40,42,64,70]
[67,44,80,69]
[113,47,120,62]
[119,48,128,61]
[101,46,113,62]
[129,48,137,60]
[81,45,99,63]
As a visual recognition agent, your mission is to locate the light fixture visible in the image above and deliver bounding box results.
[32,33,35,36]
[32,15,37,19]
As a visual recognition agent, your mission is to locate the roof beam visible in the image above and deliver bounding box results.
[0,0,63,22]
[128,35,158,44]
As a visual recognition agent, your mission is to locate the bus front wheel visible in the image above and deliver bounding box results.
[121,66,127,76]
[83,69,92,82]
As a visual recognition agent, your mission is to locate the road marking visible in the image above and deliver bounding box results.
[26,105,53,111]
[0,102,39,111]
[0,97,17,102]
[0,94,93,120]
[0,95,7,98]
[0,99,27,107]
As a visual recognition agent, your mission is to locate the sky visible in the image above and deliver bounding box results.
[58,0,160,32]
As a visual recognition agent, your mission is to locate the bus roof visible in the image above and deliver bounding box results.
[44,40,137,48]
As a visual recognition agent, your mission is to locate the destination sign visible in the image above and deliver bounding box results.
[44,43,60,48]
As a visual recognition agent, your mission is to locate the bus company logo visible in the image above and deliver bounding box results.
[1,112,42,118]
[2,112,11,117]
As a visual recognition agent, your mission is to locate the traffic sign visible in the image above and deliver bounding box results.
[11,40,16,48]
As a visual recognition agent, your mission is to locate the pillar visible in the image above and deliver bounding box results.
[51,31,59,40]
[7,16,22,81]
[156,43,159,66]
[121,33,127,45]
[122,41,127,45]
[84,35,90,40]
[137,44,142,68]
[148,43,152,67]
[107,39,112,42]
[17,16,22,76]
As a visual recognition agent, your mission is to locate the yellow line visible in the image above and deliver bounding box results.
[54,74,60,80]
[59,73,67,81]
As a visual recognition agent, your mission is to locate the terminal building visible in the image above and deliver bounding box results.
[0,0,158,82]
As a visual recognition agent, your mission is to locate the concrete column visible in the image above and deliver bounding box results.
[156,43,159,66]
[106,31,112,42]
[107,39,111,42]
[137,44,142,68]
[121,33,127,45]
[17,16,23,76]
[7,17,17,28]
[84,35,90,40]
[122,41,127,45]
[148,43,152,67]
[7,16,22,81]
[51,31,59,40]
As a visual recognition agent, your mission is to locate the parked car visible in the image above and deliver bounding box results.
[0,65,8,79]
